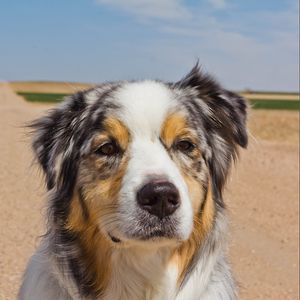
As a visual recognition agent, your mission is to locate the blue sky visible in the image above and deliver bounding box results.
[0,0,299,91]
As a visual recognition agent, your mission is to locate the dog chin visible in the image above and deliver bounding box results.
[108,222,189,246]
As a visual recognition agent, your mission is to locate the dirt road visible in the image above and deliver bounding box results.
[0,83,298,299]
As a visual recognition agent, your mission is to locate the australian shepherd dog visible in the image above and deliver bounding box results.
[19,64,248,300]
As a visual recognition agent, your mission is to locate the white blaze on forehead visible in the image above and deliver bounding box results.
[114,81,175,138]
[111,81,193,241]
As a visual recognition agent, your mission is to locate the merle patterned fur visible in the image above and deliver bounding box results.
[28,64,247,298]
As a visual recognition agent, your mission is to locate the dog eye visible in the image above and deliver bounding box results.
[95,142,119,156]
[175,140,195,153]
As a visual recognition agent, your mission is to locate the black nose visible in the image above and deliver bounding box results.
[137,181,180,219]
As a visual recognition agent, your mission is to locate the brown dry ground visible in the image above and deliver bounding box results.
[0,83,299,300]
[9,81,94,94]
[241,93,299,101]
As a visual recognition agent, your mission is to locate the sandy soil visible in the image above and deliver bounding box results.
[9,81,94,94]
[0,83,299,299]
[241,93,299,101]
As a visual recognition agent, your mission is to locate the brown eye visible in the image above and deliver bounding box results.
[176,140,195,153]
[95,142,119,156]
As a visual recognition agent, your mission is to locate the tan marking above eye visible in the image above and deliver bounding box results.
[161,113,197,149]
[92,117,130,152]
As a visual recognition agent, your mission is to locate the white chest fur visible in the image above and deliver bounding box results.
[102,246,178,300]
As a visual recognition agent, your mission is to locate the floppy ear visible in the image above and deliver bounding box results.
[175,64,248,206]
[176,63,248,148]
[30,92,87,191]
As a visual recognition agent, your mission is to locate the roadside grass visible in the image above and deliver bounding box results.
[17,92,68,103]
[17,92,300,110]
[249,100,299,110]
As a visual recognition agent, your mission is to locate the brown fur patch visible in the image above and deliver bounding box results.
[171,180,215,285]
[66,194,113,294]
[182,173,204,212]
[161,113,191,148]
[160,113,200,163]
[91,117,129,155]
[103,117,129,149]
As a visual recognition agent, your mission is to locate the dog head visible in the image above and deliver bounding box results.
[31,64,247,248]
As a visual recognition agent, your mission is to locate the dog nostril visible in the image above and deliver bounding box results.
[137,181,180,219]
[168,196,178,206]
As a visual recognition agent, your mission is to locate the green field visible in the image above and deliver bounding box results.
[17,92,299,110]
[250,99,299,110]
[17,92,67,103]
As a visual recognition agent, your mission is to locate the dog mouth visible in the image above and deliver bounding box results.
[106,210,181,244]
[126,215,180,241]
[108,230,171,244]
[107,219,179,244]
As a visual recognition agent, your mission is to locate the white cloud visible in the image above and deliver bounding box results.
[207,0,226,10]
[94,0,298,90]
[96,0,191,20]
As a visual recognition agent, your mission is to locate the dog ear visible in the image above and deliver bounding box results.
[176,63,248,148]
[175,64,248,205]
[30,92,87,191]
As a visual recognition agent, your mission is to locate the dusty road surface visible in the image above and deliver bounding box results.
[0,83,299,299]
